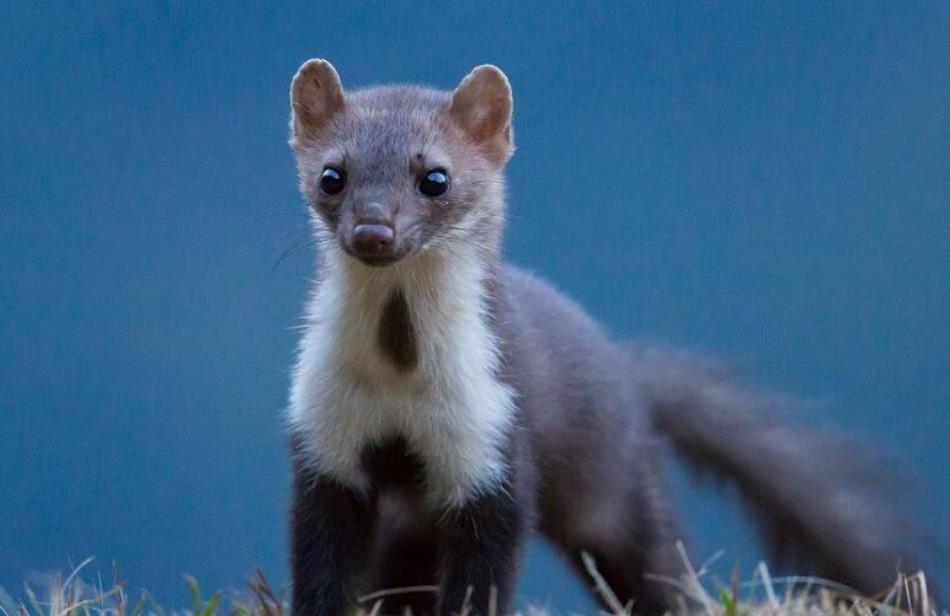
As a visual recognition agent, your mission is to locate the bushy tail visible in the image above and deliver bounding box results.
[630,343,923,595]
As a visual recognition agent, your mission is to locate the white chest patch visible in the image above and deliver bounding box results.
[288,246,515,507]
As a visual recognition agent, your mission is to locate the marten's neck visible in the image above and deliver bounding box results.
[309,237,501,384]
[290,239,514,505]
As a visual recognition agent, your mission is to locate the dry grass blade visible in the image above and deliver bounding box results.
[458,585,475,616]
[755,562,778,609]
[357,585,439,604]
[365,599,385,616]
[580,551,631,616]
[248,569,284,616]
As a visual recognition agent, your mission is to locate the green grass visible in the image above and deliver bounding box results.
[0,549,942,616]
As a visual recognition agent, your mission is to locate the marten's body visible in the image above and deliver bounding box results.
[286,60,915,616]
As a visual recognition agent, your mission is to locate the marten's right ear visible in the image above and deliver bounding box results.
[290,59,344,144]
[449,65,514,165]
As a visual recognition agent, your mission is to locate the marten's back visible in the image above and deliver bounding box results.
[497,266,657,484]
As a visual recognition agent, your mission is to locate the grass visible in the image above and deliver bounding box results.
[0,547,942,616]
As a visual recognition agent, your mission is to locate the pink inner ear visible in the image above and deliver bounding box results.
[451,68,512,142]
[292,61,345,136]
[458,82,509,142]
[449,79,513,164]
[474,104,507,142]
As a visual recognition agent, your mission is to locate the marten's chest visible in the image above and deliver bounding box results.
[289,263,515,506]
[359,436,428,493]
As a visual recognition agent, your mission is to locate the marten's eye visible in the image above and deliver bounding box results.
[419,169,449,197]
[320,166,346,195]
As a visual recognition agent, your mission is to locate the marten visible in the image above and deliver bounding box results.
[285,59,918,616]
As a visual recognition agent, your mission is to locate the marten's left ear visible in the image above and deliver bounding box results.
[449,65,514,165]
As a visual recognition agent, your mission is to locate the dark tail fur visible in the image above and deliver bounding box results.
[631,343,923,595]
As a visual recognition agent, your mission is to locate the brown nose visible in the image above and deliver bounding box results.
[352,223,395,256]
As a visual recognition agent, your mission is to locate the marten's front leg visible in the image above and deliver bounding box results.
[437,480,529,616]
[290,466,375,616]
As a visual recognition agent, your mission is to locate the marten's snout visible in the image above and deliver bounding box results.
[352,223,394,255]
[346,197,403,265]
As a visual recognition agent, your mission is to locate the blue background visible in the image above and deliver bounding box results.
[1,2,947,610]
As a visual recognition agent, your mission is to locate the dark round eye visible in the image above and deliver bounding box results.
[320,166,345,195]
[419,169,449,197]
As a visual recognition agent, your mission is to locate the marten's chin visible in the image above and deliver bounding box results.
[339,243,411,267]
[353,254,401,267]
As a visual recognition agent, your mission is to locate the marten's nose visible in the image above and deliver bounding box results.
[352,222,395,256]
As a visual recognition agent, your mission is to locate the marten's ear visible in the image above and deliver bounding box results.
[290,59,345,143]
[449,65,514,165]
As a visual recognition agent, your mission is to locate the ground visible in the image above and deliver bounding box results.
[0,550,941,616]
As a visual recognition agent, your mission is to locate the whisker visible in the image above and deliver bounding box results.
[273,235,317,271]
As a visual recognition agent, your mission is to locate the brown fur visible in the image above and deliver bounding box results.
[377,288,417,371]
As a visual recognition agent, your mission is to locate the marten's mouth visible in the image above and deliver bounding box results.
[352,253,402,267]
[339,226,421,267]
[339,242,414,267]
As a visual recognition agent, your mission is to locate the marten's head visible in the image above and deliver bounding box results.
[289,60,514,267]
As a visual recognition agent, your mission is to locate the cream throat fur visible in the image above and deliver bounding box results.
[288,236,515,507]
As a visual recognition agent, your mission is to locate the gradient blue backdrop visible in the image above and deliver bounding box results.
[1,2,947,610]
